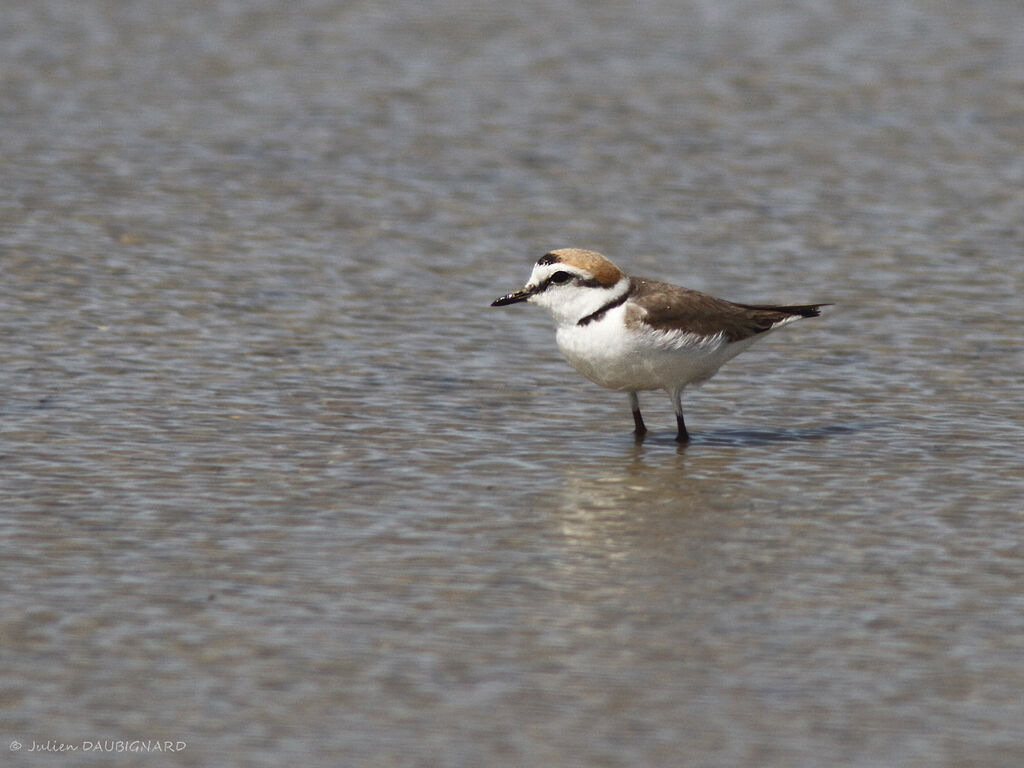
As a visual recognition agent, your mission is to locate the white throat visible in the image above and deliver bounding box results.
[529,276,631,328]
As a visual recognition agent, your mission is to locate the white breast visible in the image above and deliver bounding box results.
[554,304,759,392]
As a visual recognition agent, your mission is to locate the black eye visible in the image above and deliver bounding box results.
[550,271,573,284]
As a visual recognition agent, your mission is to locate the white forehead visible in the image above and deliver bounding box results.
[525,250,624,288]
[526,260,589,286]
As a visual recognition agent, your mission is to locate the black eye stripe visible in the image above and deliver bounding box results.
[535,271,575,293]
[534,271,604,294]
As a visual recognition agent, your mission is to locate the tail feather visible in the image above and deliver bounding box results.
[736,302,830,318]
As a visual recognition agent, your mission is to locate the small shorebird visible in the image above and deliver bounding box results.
[491,248,828,442]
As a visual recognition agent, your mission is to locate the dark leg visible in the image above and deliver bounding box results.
[633,409,648,437]
[675,412,690,443]
[670,388,689,443]
[628,392,647,438]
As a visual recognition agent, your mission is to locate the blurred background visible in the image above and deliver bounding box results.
[2,1,1023,766]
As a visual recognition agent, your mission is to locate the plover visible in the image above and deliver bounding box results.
[491,248,828,442]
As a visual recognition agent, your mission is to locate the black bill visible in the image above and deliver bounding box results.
[490,287,532,306]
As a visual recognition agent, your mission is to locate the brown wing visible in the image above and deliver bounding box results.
[628,278,825,343]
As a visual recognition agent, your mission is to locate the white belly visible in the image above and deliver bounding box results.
[555,309,760,392]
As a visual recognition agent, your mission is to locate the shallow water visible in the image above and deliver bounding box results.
[2,0,1023,766]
